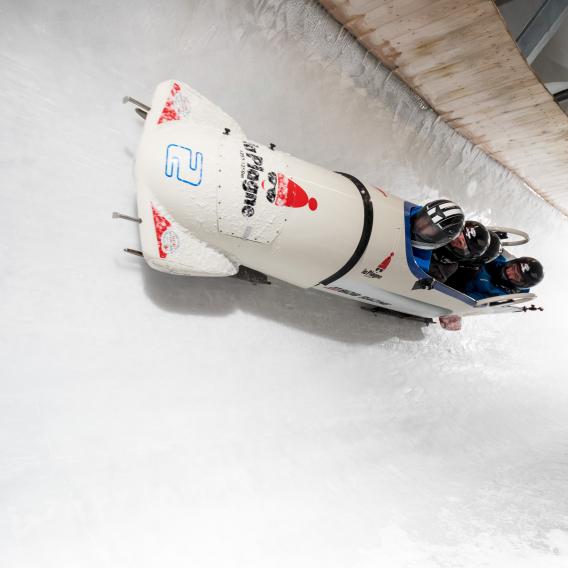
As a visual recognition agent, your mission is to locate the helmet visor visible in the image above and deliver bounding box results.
[504,263,525,286]
[504,260,542,288]
[411,206,463,250]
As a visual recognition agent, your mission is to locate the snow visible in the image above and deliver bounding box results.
[1,1,568,566]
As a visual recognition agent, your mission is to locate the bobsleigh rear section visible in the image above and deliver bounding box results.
[129,80,536,320]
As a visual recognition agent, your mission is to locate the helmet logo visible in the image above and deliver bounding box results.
[427,201,462,227]
[465,226,476,239]
[521,262,530,273]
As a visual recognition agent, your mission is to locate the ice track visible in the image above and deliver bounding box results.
[1,1,568,566]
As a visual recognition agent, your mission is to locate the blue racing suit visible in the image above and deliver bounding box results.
[463,255,528,300]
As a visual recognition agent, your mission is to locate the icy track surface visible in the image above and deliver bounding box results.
[2,1,568,566]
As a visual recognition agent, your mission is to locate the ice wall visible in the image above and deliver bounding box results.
[1,1,568,566]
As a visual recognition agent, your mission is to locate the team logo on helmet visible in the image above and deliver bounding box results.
[427,200,462,228]
[521,263,530,273]
[465,226,476,239]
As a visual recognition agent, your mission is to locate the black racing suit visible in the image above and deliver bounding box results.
[427,248,460,283]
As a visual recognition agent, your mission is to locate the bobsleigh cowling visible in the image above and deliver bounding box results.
[125,80,536,322]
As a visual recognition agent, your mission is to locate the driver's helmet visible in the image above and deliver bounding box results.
[411,199,465,250]
[446,220,490,261]
[462,230,502,266]
[499,257,544,288]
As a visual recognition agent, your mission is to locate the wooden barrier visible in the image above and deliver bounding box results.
[320,0,568,215]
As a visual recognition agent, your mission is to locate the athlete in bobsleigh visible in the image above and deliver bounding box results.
[407,206,544,328]
[463,256,544,300]
[116,80,544,330]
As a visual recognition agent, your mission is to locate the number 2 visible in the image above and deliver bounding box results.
[165,144,203,186]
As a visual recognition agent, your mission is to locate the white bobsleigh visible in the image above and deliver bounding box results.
[121,80,537,323]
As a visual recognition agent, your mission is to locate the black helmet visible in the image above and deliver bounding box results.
[411,199,465,250]
[446,220,490,261]
[463,230,502,266]
[500,257,544,288]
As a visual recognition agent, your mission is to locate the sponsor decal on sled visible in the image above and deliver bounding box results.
[263,172,318,212]
[240,141,263,217]
[151,205,179,258]
[325,286,390,306]
[158,82,190,124]
[361,252,394,279]
[239,141,318,218]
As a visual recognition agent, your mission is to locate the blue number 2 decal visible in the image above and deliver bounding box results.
[164,144,203,186]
